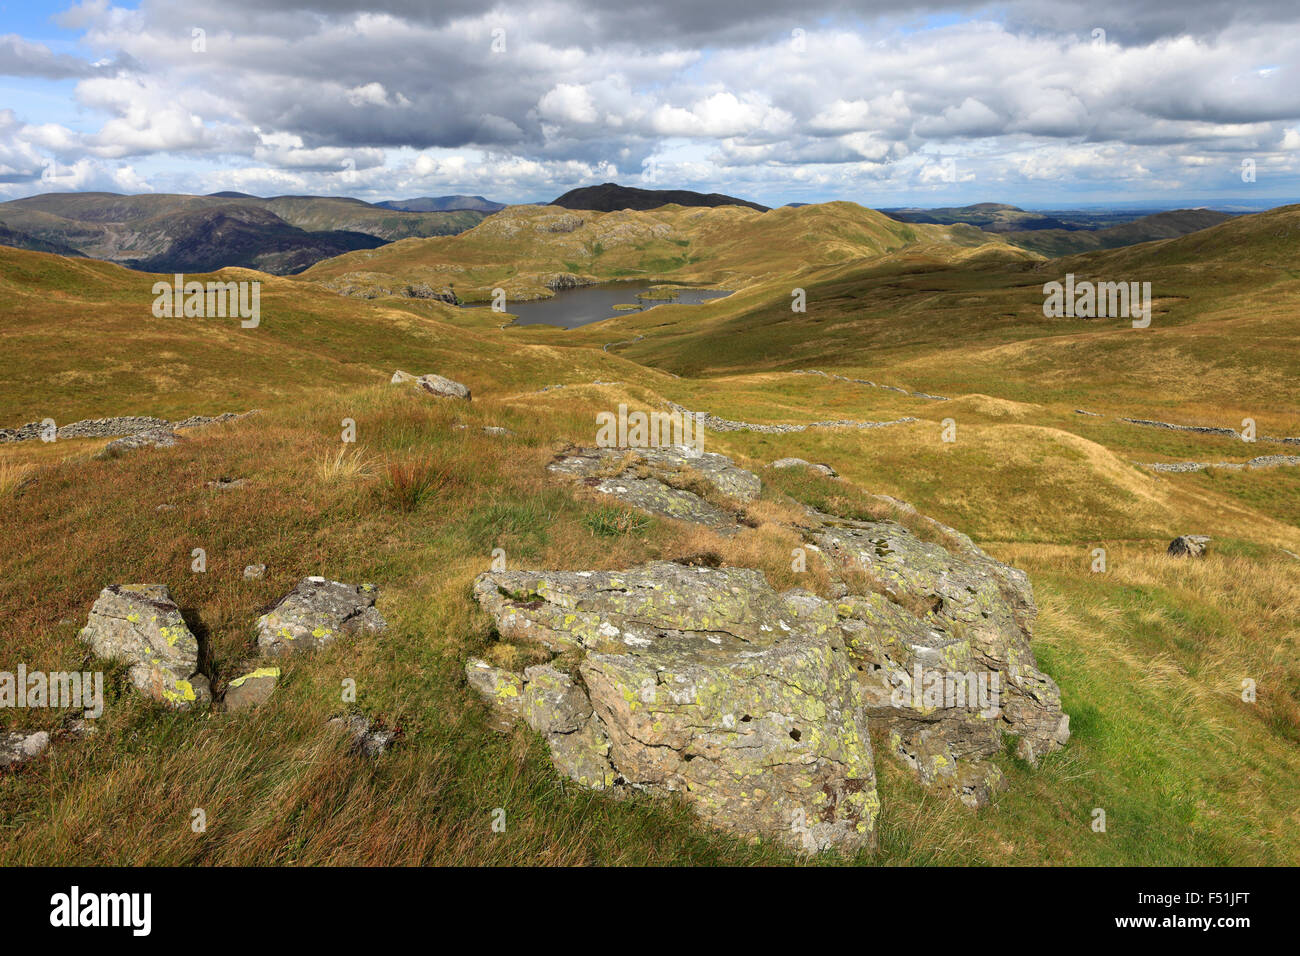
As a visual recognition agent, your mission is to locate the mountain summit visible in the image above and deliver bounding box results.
[551,182,769,212]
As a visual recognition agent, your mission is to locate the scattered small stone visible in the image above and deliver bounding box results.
[1168,535,1212,558]
[156,504,176,512]
[667,400,916,434]
[328,714,395,757]
[254,577,386,657]
[223,667,280,712]
[206,477,248,490]
[243,564,267,580]
[793,369,949,401]
[482,426,511,436]
[79,584,211,709]
[0,730,50,769]
[63,717,97,739]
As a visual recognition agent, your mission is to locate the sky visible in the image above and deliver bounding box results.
[1,0,1299,208]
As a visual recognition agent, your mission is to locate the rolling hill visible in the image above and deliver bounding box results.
[0,192,487,274]
[2,204,1297,865]
[376,195,505,213]
[1000,209,1236,257]
[883,202,1236,258]
[300,199,1029,301]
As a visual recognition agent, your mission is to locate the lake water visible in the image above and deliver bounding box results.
[471,283,731,329]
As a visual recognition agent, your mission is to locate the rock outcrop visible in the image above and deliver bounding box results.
[390,370,471,400]
[96,427,181,459]
[1168,535,1212,558]
[770,457,838,477]
[79,584,211,709]
[548,445,760,535]
[808,510,1069,801]
[466,448,1070,852]
[470,563,878,852]
[254,577,386,657]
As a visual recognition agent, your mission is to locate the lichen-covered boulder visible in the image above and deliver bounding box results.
[79,584,211,709]
[255,577,385,657]
[470,562,879,853]
[223,667,280,712]
[1168,535,1211,558]
[465,658,614,787]
[809,508,1070,798]
[471,446,1070,843]
[548,446,759,534]
[391,370,471,400]
[1,730,50,769]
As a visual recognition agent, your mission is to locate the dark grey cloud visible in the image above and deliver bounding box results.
[1,0,1297,202]
[0,33,137,78]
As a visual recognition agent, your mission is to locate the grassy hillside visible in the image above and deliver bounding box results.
[300,200,1025,301]
[1,201,1296,865]
[0,193,487,274]
[1001,209,1235,257]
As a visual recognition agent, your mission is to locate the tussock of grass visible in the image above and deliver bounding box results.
[582,504,651,538]
[314,445,376,482]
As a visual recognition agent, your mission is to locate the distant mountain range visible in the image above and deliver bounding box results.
[376,195,505,213]
[0,187,1243,275]
[551,182,770,212]
[0,192,488,274]
[882,202,1235,256]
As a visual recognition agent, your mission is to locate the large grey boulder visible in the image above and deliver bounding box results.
[391,370,471,400]
[79,584,211,709]
[254,577,386,657]
[808,509,1070,803]
[1,730,50,769]
[470,562,879,853]
[470,446,1070,845]
[1167,535,1211,558]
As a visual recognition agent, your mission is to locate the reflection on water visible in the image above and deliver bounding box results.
[470,283,731,329]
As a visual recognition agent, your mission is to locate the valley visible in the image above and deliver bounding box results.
[1,198,1296,865]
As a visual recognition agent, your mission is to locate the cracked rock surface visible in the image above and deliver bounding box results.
[471,562,878,853]
[548,446,759,535]
[79,584,211,709]
[255,577,386,657]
